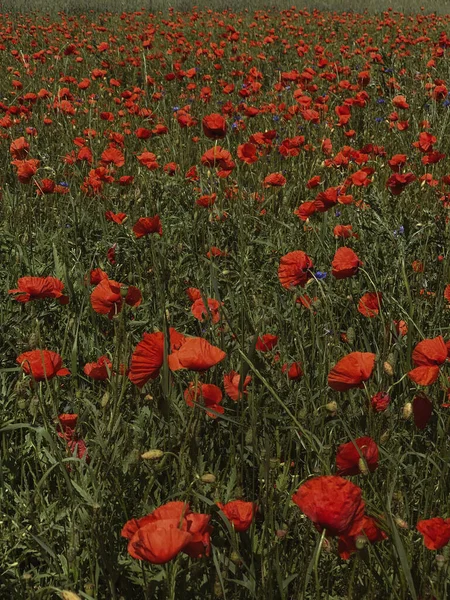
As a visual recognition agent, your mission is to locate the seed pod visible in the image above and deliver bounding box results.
[201,473,216,484]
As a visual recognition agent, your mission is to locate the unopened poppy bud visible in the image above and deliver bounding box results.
[270,458,280,470]
[325,401,338,416]
[355,535,367,550]
[101,391,110,407]
[230,551,241,565]
[402,402,413,420]
[18,398,27,409]
[394,516,409,529]
[201,473,216,484]
[383,361,394,376]
[22,573,32,582]
[436,555,446,569]
[120,286,128,298]
[61,592,82,600]
[358,458,369,475]
[84,583,95,594]
[276,528,287,539]
[141,449,164,460]
[346,327,355,345]
[144,394,153,402]
[321,537,332,553]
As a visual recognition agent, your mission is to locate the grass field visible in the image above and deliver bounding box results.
[0,4,450,600]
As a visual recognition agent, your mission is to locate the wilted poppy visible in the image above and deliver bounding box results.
[278,251,313,289]
[292,476,365,537]
[417,517,450,550]
[217,500,256,532]
[336,436,379,476]
[17,350,70,381]
[328,352,376,391]
[9,276,68,304]
[332,247,363,280]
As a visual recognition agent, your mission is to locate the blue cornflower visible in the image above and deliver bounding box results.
[315,271,327,280]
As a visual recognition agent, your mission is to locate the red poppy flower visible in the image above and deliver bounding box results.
[89,268,109,285]
[90,279,142,319]
[328,352,376,392]
[278,251,313,289]
[237,143,258,164]
[412,393,433,429]
[9,276,68,304]
[255,334,278,352]
[137,151,159,170]
[168,337,226,372]
[16,350,70,381]
[417,517,450,550]
[408,336,447,386]
[202,113,227,139]
[358,292,382,317]
[333,225,357,239]
[386,172,415,195]
[132,216,162,238]
[10,136,30,159]
[332,247,363,280]
[57,413,89,462]
[444,284,450,303]
[184,382,224,418]
[336,436,379,476]
[281,361,304,380]
[11,158,40,183]
[217,500,256,532]
[338,515,387,559]
[83,356,113,380]
[191,298,221,323]
[122,501,211,563]
[292,476,366,537]
[264,172,286,187]
[128,329,185,387]
[371,392,390,412]
[105,211,127,224]
[223,370,251,401]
